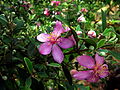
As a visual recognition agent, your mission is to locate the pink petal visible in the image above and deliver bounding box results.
[70,69,78,75]
[98,64,109,78]
[52,44,64,63]
[76,55,95,69]
[38,42,52,55]
[64,27,71,32]
[73,70,94,80]
[87,74,99,82]
[58,37,74,49]
[37,33,50,42]
[68,35,76,45]
[95,53,104,66]
[52,21,65,36]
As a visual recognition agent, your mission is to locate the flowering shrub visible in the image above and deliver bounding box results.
[0,0,120,90]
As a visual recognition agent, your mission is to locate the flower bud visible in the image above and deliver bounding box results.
[81,8,88,13]
[87,30,96,38]
[70,69,78,75]
[77,15,86,22]
[44,8,50,16]
[2,76,7,80]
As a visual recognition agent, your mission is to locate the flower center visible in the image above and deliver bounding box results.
[94,65,108,76]
[48,33,60,44]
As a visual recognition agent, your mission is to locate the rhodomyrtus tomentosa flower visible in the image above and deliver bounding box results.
[71,54,109,82]
[37,21,74,63]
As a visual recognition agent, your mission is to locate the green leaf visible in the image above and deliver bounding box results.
[101,10,106,31]
[25,77,32,88]
[0,14,7,25]
[47,63,61,67]
[55,15,69,25]
[108,50,120,60]
[76,25,81,31]
[74,84,90,90]
[13,17,24,34]
[83,38,97,48]
[103,27,115,36]
[24,57,33,74]
[97,39,106,48]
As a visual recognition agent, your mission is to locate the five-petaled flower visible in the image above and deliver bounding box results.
[71,54,109,82]
[37,21,74,63]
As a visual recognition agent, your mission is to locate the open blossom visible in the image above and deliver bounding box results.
[71,54,109,82]
[77,15,86,22]
[51,1,61,6]
[37,21,74,63]
[88,30,96,38]
[44,8,50,16]
[81,8,88,13]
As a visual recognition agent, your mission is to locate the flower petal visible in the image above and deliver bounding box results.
[38,42,52,55]
[95,53,104,66]
[76,55,95,69]
[52,21,65,37]
[87,74,99,82]
[98,64,109,78]
[58,37,74,49]
[68,35,76,45]
[73,70,94,80]
[52,44,64,63]
[37,33,50,42]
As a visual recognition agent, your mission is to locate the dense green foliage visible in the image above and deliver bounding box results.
[0,0,120,90]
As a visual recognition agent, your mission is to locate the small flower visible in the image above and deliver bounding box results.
[44,8,50,16]
[81,8,88,13]
[71,54,109,82]
[88,30,96,38]
[77,15,86,22]
[37,21,74,63]
[51,1,61,6]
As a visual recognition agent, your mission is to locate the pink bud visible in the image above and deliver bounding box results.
[51,1,61,6]
[36,22,41,27]
[44,8,50,16]
[70,69,78,75]
[77,15,86,22]
[88,30,96,38]
[76,31,82,35]
[55,11,61,15]
[81,8,88,13]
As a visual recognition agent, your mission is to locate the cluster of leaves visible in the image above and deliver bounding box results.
[0,0,120,90]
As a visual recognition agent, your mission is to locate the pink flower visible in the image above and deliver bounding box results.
[81,8,88,13]
[44,8,50,16]
[71,54,109,82]
[77,15,86,22]
[37,21,74,63]
[51,1,61,6]
[88,30,96,38]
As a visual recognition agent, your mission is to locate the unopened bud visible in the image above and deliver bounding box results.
[88,30,96,38]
